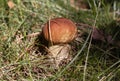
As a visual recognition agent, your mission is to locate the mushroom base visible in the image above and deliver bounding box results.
[48,44,72,68]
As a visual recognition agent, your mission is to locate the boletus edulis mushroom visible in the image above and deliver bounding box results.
[42,18,77,68]
[42,18,77,44]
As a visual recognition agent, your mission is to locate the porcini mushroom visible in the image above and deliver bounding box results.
[42,18,77,44]
[42,18,77,68]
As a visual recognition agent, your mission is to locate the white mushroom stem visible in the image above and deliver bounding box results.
[48,44,71,68]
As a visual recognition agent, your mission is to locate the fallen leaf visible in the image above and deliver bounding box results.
[92,28,105,42]
[92,28,114,44]
[7,1,15,9]
[70,0,89,10]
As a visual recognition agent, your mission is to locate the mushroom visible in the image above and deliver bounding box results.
[42,17,77,44]
[42,18,77,68]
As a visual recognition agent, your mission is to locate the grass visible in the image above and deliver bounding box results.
[0,0,120,81]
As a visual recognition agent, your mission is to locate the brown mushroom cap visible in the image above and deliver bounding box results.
[42,18,77,44]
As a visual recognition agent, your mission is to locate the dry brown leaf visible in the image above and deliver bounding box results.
[70,0,89,10]
[7,1,15,9]
[92,28,105,42]
[92,28,114,44]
